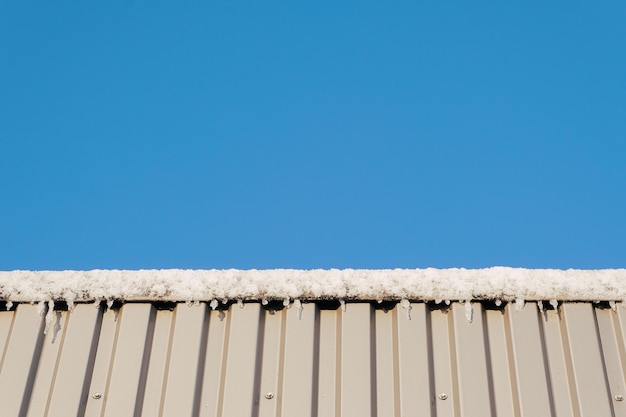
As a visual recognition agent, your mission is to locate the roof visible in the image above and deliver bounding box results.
[0,299,625,417]
[1,269,625,416]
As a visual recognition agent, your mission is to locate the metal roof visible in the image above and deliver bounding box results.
[1,300,625,417]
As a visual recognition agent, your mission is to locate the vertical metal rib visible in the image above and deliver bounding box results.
[447,304,461,417]
[336,305,343,417]
[274,307,287,417]
[156,307,177,417]
[251,306,266,417]
[133,306,156,417]
[192,305,210,417]
[75,305,104,417]
[536,303,557,417]
[19,307,47,417]
[391,307,401,417]
[215,307,232,417]
[0,305,17,373]
[503,305,522,417]
[481,306,497,417]
[311,305,321,417]
[369,305,378,417]
[559,305,584,417]
[592,306,618,417]
[424,305,436,417]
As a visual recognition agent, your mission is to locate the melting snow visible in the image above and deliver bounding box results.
[400,298,412,319]
[0,268,625,306]
[294,299,303,319]
[464,300,473,323]
[37,300,55,334]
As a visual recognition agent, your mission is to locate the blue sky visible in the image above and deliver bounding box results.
[1,3,625,270]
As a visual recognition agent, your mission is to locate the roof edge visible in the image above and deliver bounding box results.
[1,268,625,304]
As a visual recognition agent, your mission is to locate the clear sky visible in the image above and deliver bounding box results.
[1,3,625,270]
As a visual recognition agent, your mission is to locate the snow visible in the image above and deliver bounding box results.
[464,300,473,322]
[400,298,412,319]
[0,268,625,306]
[293,299,303,319]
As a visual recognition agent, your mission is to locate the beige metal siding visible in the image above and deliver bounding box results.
[0,301,624,417]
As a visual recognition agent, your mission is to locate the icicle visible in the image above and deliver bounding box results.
[106,299,114,311]
[283,297,290,307]
[464,300,473,323]
[610,301,617,311]
[237,299,244,309]
[218,310,226,321]
[51,311,62,343]
[549,299,558,310]
[221,299,229,305]
[94,298,102,309]
[435,299,442,305]
[44,300,54,335]
[444,300,450,305]
[294,299,303,319]
[537,300,544,313]
[5,301,12,310]
[495,299,502,307]
[515,297,525,312]
[400,298,412,320]
[37,300,46,316]
[210,299,218,310]
[377,299,383,304]
[261,298,269,305]
[340,299,346,312]
[67,299,75,312]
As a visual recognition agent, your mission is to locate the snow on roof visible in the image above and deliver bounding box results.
[1,268,625,306]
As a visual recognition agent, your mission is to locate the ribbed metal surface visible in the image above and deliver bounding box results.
[1,300,625,417]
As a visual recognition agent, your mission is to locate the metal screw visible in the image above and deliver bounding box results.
[265,392,274,399]
[438,393,448,400]
[92,392,102,399]
[615,395,623,401]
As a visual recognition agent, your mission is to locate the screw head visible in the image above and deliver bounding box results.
[438,393,448,400]
[615,395,623,401]
[265,392,274,399]
[92,392,102,399]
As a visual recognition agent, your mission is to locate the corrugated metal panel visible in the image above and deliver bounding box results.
[0,301,625,417]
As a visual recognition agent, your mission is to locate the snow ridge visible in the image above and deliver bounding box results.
[1,268,625,305]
